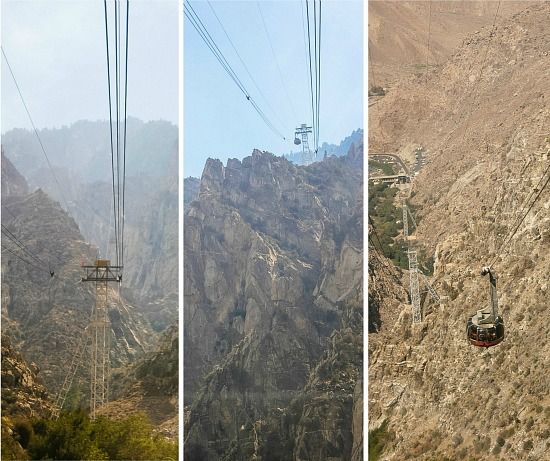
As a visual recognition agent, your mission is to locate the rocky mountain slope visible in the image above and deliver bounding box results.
[99,325,178,439]
[290,271,363,461]
[1,334,55,461]
[2,120,179,332]
[184,144,363,460]
[368,3,550,460]
[368,0,536,89]
[1,152,154,408]
[1,335,54,418]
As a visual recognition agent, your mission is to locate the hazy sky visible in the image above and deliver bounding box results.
[184,0,363,178]
[2,1,363,179]
[1,0,178,133]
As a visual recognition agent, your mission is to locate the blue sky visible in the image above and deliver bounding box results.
[184,0,363,178]
[2,0,178,133]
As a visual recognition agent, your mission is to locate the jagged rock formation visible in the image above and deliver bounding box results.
[119,173,178,330]
[100,325,178,439]
[1,334,54,460]
[369,3,550,460]
[184,144,363,459]
[1,153,154,406]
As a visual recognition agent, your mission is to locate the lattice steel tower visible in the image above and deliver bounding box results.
[81,260,121,418]
[403,201,422,323]
[294,124,315,165]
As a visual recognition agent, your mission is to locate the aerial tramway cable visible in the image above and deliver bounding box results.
[184,2,286,140]
[316,1,321,153]
[1,244,47,275]
[314,0,319,152]
[305,0,316,151]
[206,0,287,134]
[304,0,322,154]
[256,1,297,122]
[1,47,72,214]
[300,1,311,111]
[115,0,121,266]
[104,0,120,267]
[489,163,550,267]
[121,0,129,267]
[1,225,49,266]
[103,0,129,269]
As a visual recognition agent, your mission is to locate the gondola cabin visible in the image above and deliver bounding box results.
[466,310,504,347]
[466,266,504,348]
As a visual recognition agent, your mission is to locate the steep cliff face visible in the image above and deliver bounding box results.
[184,177,200,211]
[1,155,155,404]
[368,246,408,334]
[184,146,363,459]
[120,173,178,330]
[368,4,550,460]
[290,304,363,461]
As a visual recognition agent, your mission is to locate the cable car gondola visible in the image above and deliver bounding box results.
[466,266,504,348]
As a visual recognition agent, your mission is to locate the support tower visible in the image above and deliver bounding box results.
[403,201,422,323]
[294,124,314,165]
[81,260,121,418]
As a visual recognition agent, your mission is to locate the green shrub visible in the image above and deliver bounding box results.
[523,439,533,451]
[369,420,391,461]
[369,160,394,176]
[22,411,178,461]
[1,423,30,460]
[13,419,34,449]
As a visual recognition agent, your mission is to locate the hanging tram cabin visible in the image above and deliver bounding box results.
[466,266,504,347]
